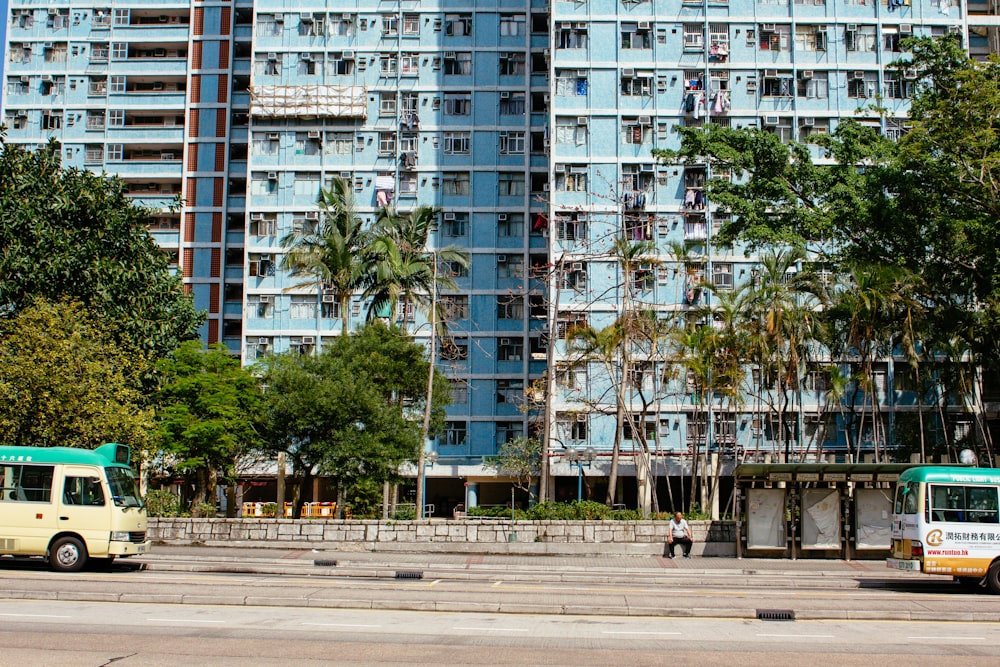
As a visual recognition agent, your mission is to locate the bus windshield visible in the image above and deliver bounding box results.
[105,467,143,508]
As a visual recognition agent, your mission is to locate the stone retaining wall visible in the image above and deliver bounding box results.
[150,518,736,548]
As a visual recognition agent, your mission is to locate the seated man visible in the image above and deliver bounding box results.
[667,511,694,558]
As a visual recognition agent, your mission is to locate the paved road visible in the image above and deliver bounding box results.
[0,599,997,666]
[1,547,997,622]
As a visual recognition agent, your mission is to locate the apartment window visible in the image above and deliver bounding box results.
[621,23,652,49]
[846,25,877,52]
[400,53,419,76]
[381,14,398,36]
[89,77,107,95]
[379,93,397,116]
[41,111,63,131]
[883,72,912,99]
[498,337,523,361]
[444,172,471,196]
[621,73,652,96]
[498,172,525,197]
[251,173,278,196]
[380,54,398,76]
[444,260,469,278]
[683,24,705,50]
[795,25,827,52]
[622,118,652,145]
[444,52,472,75]
[331,16,354,37]
[450,380,469,404]
[761,71,794,97]
[500,14,525,36]
[84,145,104,164]
[6,77,28,96]
[252,133,279,155]
[254,53,281,76]
[247,295,273,319]
[326,132,353,155]
[799,117,831,141]
[445,14,473,37]
[443,131,470,154]
[87,111,106,130]
[105,144,123,161]
[289,295,317,321]
[442,212,468,237]
[402,14,419,36]
[497,379,524,404]
[399,174,418,195]
[440,338,469,361]
[556,213,587,243]
[499,131,525,154]
[497,255,524,279]
[557,25,588,49]
[848,72,878,98]
[883,28,903,52]
[499,52,526,76]
[444,92,471,115]
[257,14,282,37]
[378,132,397,155]
[297,55,319,76]
[107,109,125,126]
[442,422,468,447]
[249,213,277,237]
[709,24,730,59]
[498,296,525,320]
[295,132,321,156]
[555,71,588,97]
[763,116,794,144]
[499,92,526,115]
[759,24,791,51]
[45,43,68,63]
[557,166,588,192]
[713,263,734,290]
[796,71,829,99]
[442,295,469,320]
[498,213,525,237]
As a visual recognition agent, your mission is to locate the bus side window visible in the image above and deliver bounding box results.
[902,483,918,514]
[63,477,105,506]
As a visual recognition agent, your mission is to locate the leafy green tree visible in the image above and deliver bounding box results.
[0,299,153,449]
[260,322,450,518]
[0,138,202,358]
[484,436,542,502]
[153,341,264,509]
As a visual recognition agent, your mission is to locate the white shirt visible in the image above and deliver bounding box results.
[669,518,689,538]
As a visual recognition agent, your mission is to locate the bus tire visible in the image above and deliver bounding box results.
[956,576,984,592]
[49,536,87,573]
[986,560,1000,595]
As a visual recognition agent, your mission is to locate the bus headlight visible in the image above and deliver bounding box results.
[110,531,130,542]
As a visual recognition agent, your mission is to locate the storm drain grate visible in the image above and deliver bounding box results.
[395,570,424,580]
[313,559,338,567]
[757,609,796,621]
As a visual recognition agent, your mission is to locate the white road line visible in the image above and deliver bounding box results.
[302,623,381,628]
[757,634,835,639]
[603,631,682,636]
[147,618,226,624]
[453,627,528,632]
[908,636,985,641]
[0,613,71,619]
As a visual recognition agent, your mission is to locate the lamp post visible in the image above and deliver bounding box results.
[564,446,597,502]
[416,254,438,520]
[421,450,438,518]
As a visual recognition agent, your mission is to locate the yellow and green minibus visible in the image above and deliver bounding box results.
[0,443,150,572]
[888,466,1000,593]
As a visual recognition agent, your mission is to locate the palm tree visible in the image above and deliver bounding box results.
[366,205,470,334]
[279,177,373,337]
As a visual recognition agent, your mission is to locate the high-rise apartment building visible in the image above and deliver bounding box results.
[2,1,991,511]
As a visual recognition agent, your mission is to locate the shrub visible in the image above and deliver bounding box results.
[144,489,182,517]
[192,502,217,518]
[392,506,416,521]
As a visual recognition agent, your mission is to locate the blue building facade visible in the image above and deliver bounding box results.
[3,0,993,510]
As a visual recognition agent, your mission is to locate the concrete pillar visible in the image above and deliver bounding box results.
[709,453,720,520]
[466,482,479,508]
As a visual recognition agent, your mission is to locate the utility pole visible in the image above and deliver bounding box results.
[275,451,286,520]
[416,256,437,520]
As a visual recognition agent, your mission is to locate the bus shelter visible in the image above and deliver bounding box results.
[733,463,922,560]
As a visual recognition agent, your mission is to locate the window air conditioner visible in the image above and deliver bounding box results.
[497,254,507,263]
[267,172,278,180]
[577,69,588,77]
[301,54,313,62]
[762,23,776,31]
[498,213,508,221]
[571,262,584,271]
[900,24,912,34]
[444,212,457,220]
[300,12,313,21]
[499,338,511,346]
[638,115,651,125]
[302,336,315,345]
[622,67,635,77]
[322,293,336,303]
[259,295,271,303]
[342,50,355,59]
[305,211,319,220]
[854,71,865,80]
[575,22,587,29]
[638,21,651,30]
[846,24,858,32]
[577,116,589,125]
[799,70,813,79]
[500,91,510,98]
[267,132,280,140]
[251,212,265,220]
[40,74,53,82]
[307,130,321,138]
[800,117,815,126]
[765,69,778,78]
[258,337,270,345]
[267,52,278,61]
[763,115,779,125]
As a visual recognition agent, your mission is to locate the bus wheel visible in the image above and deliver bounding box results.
[49,537,87,573]
[956,576,984,592]
[986,561,1000,595]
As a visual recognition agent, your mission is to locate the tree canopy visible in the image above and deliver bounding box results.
[259,322,451,515]
[0,138,202,358]
[0,299,153,449]
[153,341,264,506]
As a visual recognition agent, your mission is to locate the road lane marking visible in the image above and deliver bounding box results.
[0,613,70,619]
[908,636,985,641]
[603,631,682,636]
[147,618,226,624]
[453,627,528,632]
[757,634,834,639]
[303,623,381,628]
[492,581,503,588]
